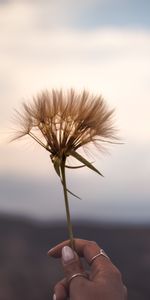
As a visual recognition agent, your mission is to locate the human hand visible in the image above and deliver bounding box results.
[48,239,127,300]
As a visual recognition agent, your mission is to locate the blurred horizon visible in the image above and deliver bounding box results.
[0,0,150,223]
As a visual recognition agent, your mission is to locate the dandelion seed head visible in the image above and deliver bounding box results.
[14,89,117,164]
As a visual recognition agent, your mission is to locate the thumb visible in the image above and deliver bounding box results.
[61,246,85,283]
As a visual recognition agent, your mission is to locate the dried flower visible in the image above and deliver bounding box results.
[13,89,117,248]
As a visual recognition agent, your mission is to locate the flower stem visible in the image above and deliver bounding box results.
[61,160,74,249]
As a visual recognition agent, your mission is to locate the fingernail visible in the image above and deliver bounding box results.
[53,293,56,300]
[62,246,75,262]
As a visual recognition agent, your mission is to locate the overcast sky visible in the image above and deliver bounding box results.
[0,0,150,223]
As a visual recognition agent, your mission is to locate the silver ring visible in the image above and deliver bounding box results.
[90,249,110,265]
[68,272,88,284]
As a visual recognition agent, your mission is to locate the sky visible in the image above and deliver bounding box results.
[0,0,150,223]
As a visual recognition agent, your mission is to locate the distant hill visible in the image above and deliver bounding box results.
[0,214,150,300]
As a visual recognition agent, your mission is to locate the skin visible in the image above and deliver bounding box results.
[48,239,127,300]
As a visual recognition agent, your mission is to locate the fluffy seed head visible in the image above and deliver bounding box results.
[14,89,116,164]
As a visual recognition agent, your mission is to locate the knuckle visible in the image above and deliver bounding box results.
[83,241,98,252]
[65,261,84,278]
[53,283,60,292]
[86,240,98,247]
[54,281,60,291]
[111,266,122,281]
[90,240,98,245]
[54,280,66,292]
[84,242,93,249]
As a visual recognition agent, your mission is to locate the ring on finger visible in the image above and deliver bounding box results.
[90,249,110,265]
[68,272,88,285]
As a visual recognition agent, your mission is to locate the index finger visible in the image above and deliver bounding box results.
[48,239,111,267]
[48,239,88,257]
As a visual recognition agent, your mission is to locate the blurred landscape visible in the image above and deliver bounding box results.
[1,214,150,300]
[0,1,150,300]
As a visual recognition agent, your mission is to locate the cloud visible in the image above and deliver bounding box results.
[1,23,150,140]
[1,0,150,29]
[0,1,150,221]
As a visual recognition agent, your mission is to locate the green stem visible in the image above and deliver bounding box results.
[60,160,74,249]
